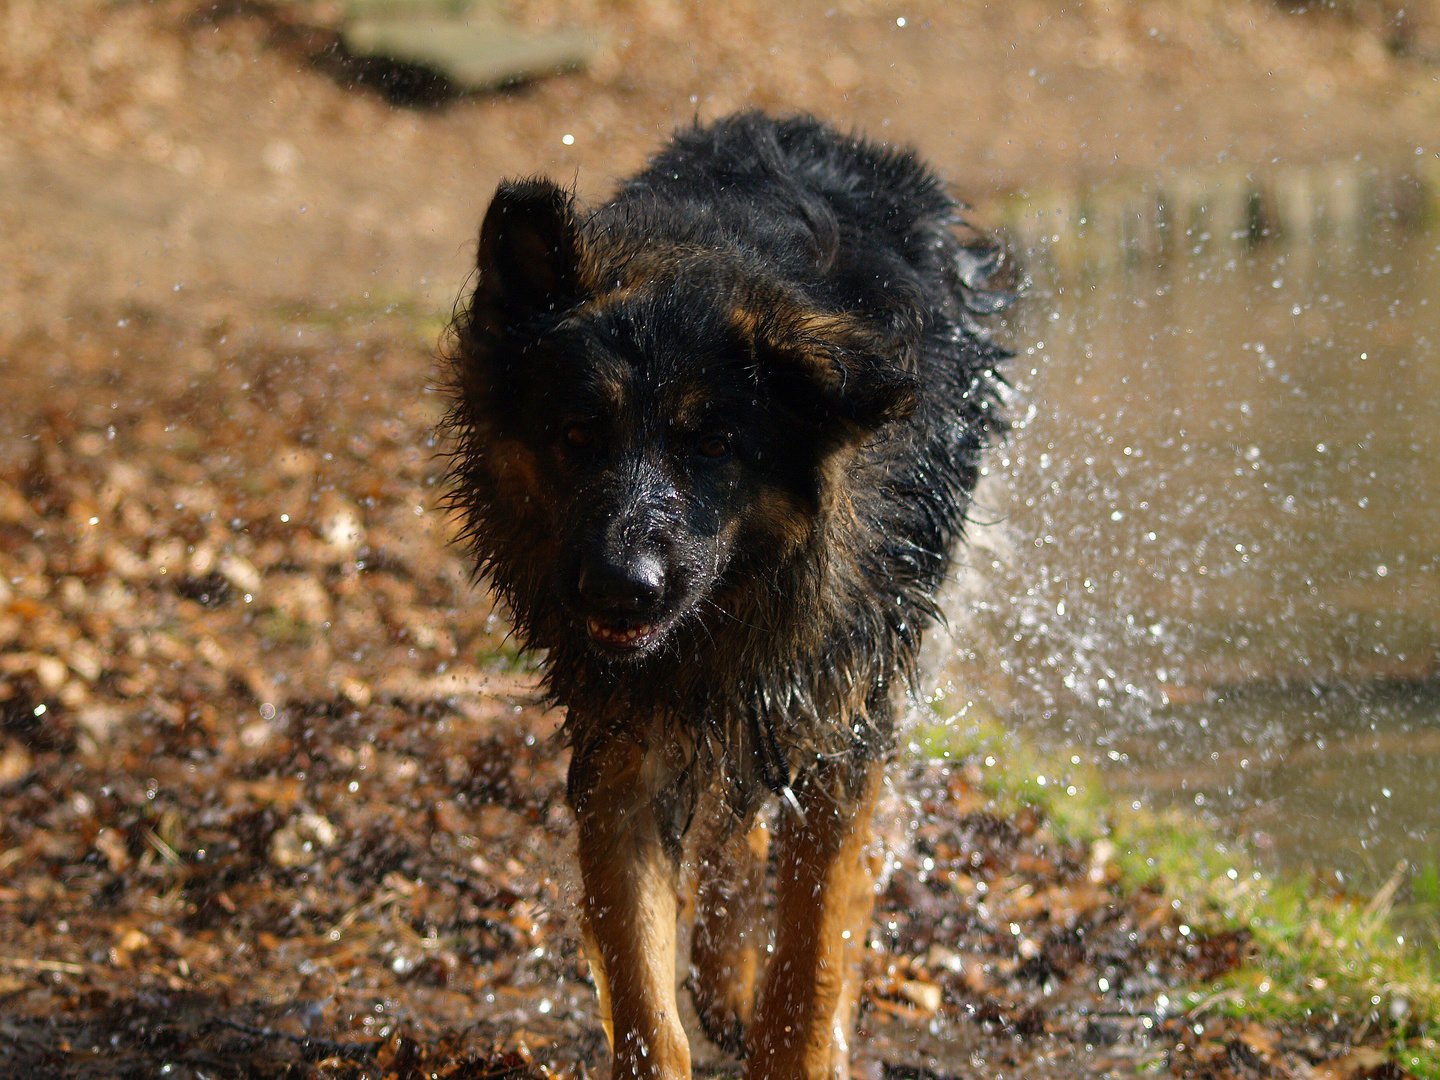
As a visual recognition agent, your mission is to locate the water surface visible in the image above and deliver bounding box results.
[944,212,1440,914]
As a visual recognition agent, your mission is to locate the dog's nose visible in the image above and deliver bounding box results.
[578,552,666,613]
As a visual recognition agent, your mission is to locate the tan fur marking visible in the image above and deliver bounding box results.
[581,921,615,1050]
[669,387,713,432]
[725,302,766,344]
[793,309,871,348]
[571,286,644,319]
[488,437,547,509]
[570,735,691,1080]
[689,822,770,1051]
[746,485,814,561]
[746,757,885,1080]
[729,299,850,392]
[613,246,713,290]
[577,238,718,301]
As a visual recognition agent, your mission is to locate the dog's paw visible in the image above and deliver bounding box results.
[691,993,748,1058]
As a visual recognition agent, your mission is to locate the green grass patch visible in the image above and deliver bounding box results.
[271,295,449,346]
[915,694,1440,1077]
[256,611,317,648]
[1415,861,1440,909]
[473,635,538,675]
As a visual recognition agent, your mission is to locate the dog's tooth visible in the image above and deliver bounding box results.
[587,619,656,646]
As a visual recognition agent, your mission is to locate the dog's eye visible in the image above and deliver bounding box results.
[696,434,731,460]
[563,422,594,449]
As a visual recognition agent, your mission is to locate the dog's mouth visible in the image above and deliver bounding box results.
[586,617,665,652]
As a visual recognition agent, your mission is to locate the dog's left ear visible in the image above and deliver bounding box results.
[766,314,919,438]
[824,354,919,433]
[472,178,584,323]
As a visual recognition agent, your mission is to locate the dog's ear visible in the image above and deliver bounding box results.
[764,313,919,438]
[822,352,919,433]
[473,178,583,322]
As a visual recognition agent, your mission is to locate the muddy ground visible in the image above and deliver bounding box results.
[2,1,1439,1076]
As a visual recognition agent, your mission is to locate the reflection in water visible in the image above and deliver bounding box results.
[944,219,1440,911]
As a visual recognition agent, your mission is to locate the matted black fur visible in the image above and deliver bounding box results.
[442,111,1010,823]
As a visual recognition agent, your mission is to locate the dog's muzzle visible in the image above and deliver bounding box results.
[577,550,670,653]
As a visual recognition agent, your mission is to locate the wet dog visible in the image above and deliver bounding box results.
[442,112,1009,1080]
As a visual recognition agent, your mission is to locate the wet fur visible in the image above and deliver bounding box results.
[442,112,1009,1079]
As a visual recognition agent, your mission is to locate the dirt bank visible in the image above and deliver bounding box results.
[1,0,1438,351]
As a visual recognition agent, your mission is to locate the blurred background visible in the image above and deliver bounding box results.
[1,1,1438,1075]
[2,0,1437,328]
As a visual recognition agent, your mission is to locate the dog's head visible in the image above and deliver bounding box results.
[448,178,918,661]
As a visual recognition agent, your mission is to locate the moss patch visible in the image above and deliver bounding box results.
[916,701,1440,1078]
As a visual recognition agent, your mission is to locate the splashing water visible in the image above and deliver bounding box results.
[932,213,1440,904]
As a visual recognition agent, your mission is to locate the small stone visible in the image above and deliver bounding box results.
[73,431,108,456]
[0,741,34,787]
[896,979,942,1014]
[0,652,69,692]
[114,927,150,958]
[925,943,964,973]
[187,543,218,577]
[338,676,372,707]
[147,537,186,577]
[0,481,33,524]
[67,640,104,682]
[59,679,90,707]
[318,493,365,558]
[274,447,318,480]
[57,577,88,612]
[432,799,467,834]
[218,554,262,596]
[76,704,126,742]
[104,543,149,581]
[240,719,274,748]
[94,827,131,872]
[269,812,339,868]
[265,572,332,625]
[1088,838,1117,884]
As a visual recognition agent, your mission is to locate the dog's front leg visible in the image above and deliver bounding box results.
[746,755,884,1080]
[690,819,769,1053]
[569,734,691,1080]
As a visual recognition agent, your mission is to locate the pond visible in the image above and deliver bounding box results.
[940,171,1440,923]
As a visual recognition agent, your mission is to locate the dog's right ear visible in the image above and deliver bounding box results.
[472,179,583,324]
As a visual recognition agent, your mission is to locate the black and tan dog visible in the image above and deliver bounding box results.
[442,112,1009,1080]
